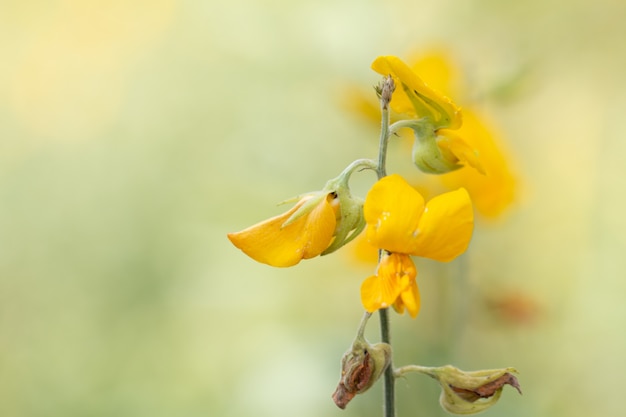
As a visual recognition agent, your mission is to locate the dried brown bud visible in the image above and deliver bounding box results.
[427,365,521,415]
[450,371,521,402]
[332,338,391,409]
[374,75,396,110]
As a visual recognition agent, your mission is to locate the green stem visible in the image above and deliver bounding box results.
[377,101,390,180]
[356,311,372,339]
[376,75,395,417]
[379,307,395,417]
[340,158,379,182]
[388,118,428,136]
[394,364,437,379]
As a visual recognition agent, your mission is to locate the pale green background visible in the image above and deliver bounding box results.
[1,0,625,416]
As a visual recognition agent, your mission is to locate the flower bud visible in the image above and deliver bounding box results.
[332,337,391,409]
[425,365,521,415]
[374,75,396,110]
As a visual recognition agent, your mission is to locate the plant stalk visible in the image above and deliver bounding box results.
[376,75,395,417]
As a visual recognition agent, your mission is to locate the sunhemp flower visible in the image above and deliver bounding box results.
[227,172,365,267]
[372,55,484,176]
[360,174,473,317]
[342,49,517,218]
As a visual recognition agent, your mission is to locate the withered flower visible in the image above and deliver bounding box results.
[332,334,391,409]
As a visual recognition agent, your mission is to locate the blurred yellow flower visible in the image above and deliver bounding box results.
[345,49,516,219]
[360,175,473,317]
[441,109,515,218]
[404,50,517,218]
[228,192,339,267]
[372,55,484,175]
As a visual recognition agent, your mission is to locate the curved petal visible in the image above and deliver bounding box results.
[393,277,421,318]
[360,274,399,313]
[408,49,460,96]
[227,194,337,267]
[409,188,474,262]
[437,129,486,175]
[371,55,462,129]
[364,174,425,254]
[360,252,416,313]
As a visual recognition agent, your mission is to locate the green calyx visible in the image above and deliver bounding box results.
[410,119,463,175]
[389,118,463,174]
[320,160,375,255]
[280,159,373,257]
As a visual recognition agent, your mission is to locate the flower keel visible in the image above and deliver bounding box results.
[227,192,338,267]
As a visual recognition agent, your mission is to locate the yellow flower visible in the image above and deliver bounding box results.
[372,55,484,175]
[372,55,462,130]
[228,192,339,267]
[360,174,473,317]
[361,252,421,317]
[229,166,368,267]
[341,50,516,219]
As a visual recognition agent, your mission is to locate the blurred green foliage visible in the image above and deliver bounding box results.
[1,0,626,416]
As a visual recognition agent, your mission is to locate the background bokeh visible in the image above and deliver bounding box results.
[1,0,625,416]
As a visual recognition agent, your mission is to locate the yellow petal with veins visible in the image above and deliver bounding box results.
[371,55,462,129]
[364,175,424,254]
[409,188,473,262]
[360,252,416,313]
[227,194,337,267]
[360,274,399,313]
[393,277,421,318]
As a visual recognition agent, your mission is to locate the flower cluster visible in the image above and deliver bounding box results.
[372,55,485,175]
[227,52,521,415]
[347,50,517,218]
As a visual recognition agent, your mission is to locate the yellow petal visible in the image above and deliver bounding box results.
[360,274,399,313]
[440,110,517,218]
[360,252,415,313]
[364,174,425,254]
[408,49,460,96]
[350,232,380,266]
[437,129,486,175]
[227,194,337,267]
[371,55,462,129]
[393,277,421,318]
[409,188,473,262]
